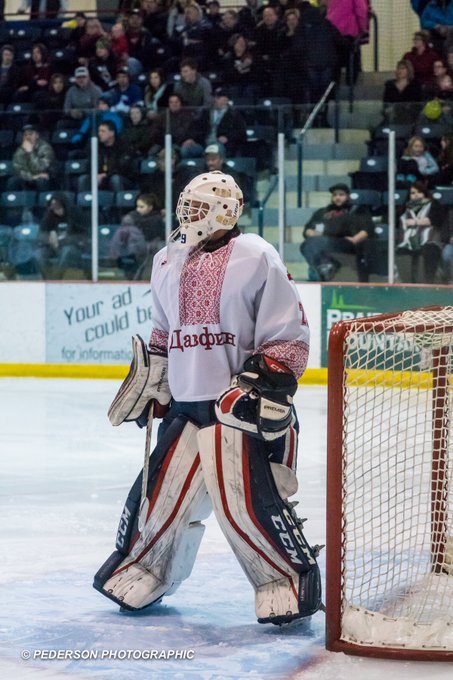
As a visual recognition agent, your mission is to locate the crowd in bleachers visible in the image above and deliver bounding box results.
[349,11,453,285]
[1,1,452,284]
[1,0,367,280]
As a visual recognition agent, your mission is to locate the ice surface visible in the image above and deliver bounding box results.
[0,379,450,679]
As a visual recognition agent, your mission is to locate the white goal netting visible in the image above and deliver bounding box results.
[338,308,453,651]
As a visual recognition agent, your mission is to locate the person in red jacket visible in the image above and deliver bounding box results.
[403,30,442,86]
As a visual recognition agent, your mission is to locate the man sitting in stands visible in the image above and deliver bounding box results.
[300,183,374,281]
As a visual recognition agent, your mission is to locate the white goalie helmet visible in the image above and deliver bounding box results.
[175,171,244,247]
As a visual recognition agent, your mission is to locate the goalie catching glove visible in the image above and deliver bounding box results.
[215,354,297,441]
[108,335,171,427]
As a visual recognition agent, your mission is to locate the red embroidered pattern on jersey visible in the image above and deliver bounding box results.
[255,340,309,380]
[179,240,235,325]
[150,328,169,353]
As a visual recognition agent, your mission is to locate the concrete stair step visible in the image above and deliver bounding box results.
[284,159,360,175]
[302,128,370,145]
[286,142,367,161]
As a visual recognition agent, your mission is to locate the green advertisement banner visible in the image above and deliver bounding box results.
[321,285,453,367]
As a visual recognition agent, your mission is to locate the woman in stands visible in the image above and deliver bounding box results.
[433,133,453,185]
[34,73,67,130]
[144,68,173,120]
[14,43,53,102]
[223,33,263,99]
[383,59,422,124]
[397,181,448,283]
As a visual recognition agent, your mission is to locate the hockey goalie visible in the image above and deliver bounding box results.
[93,171,322,625]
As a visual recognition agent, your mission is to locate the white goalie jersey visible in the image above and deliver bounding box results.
[149,233,310,401]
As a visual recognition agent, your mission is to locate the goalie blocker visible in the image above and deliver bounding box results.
[215,354,298,441]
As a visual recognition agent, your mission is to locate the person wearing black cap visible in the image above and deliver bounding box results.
[205,87,248,156]
[9,124,56,192]
[300,182,374,281]
[109,67,144,113]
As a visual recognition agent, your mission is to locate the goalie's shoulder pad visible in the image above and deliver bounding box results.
[108,335,171,426]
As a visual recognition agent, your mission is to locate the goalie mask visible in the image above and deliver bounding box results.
[175,171,243,247]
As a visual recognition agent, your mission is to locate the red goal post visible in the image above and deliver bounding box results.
[326,306,453,661]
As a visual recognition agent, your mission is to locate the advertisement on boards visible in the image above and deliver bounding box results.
[321,286,453,367]
[46,283,151,364]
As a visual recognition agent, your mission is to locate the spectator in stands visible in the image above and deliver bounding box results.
[141,0,169,41]
[76,18,108,61]
[252,6,283,93]
[441,223,453,282]
[122,104,151,157]
[206,1,223,29]
[71,95,124,146]
[201,87,248,156]
[424,58,450,97]
[178,2,213,69]
[223,33,263,99]
[144,67,173,119]
[147,92,207,157]
[64,66,102,121]
[123,192,165,243]
[88,38,119,91]
[14,43,53,102]
[173,57,212,107]
[119,191,166,280]
[327,0,370,85]
[211,9,242,67]
[434,132,453,184]
[108,67,144,113]
[125,8,154,72]
[65,11,88,45]
[275,8,304,102]
[415,0,453,51]
[403,30,441,86]
[34,73,67,130]
[300,182,374,281]
[167,0,192,43]
[397,181,447,283]
[78,120,134,191]
[10,124,57,192]
[110,213,148,280]
[109,22,130,66]
[37,192,88,278]
[398,135,440,185]
[238,0,265,37]
[296,2,341,123]
[0,45,22,105]
[383,59,423,124]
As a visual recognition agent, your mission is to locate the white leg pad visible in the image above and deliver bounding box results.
[103,420,211,609]
[197,424,303,621]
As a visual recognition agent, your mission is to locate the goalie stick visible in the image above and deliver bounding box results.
[138,402,154,533]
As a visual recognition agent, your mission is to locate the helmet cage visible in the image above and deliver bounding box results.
[175,171,243,247]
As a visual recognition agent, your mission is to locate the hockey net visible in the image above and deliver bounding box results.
[326,306,453,661]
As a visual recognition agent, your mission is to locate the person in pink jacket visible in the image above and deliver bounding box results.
[327,0,371,85]
[327,0,370,38]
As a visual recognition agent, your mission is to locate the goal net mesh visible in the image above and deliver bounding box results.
[339,308,453,650]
